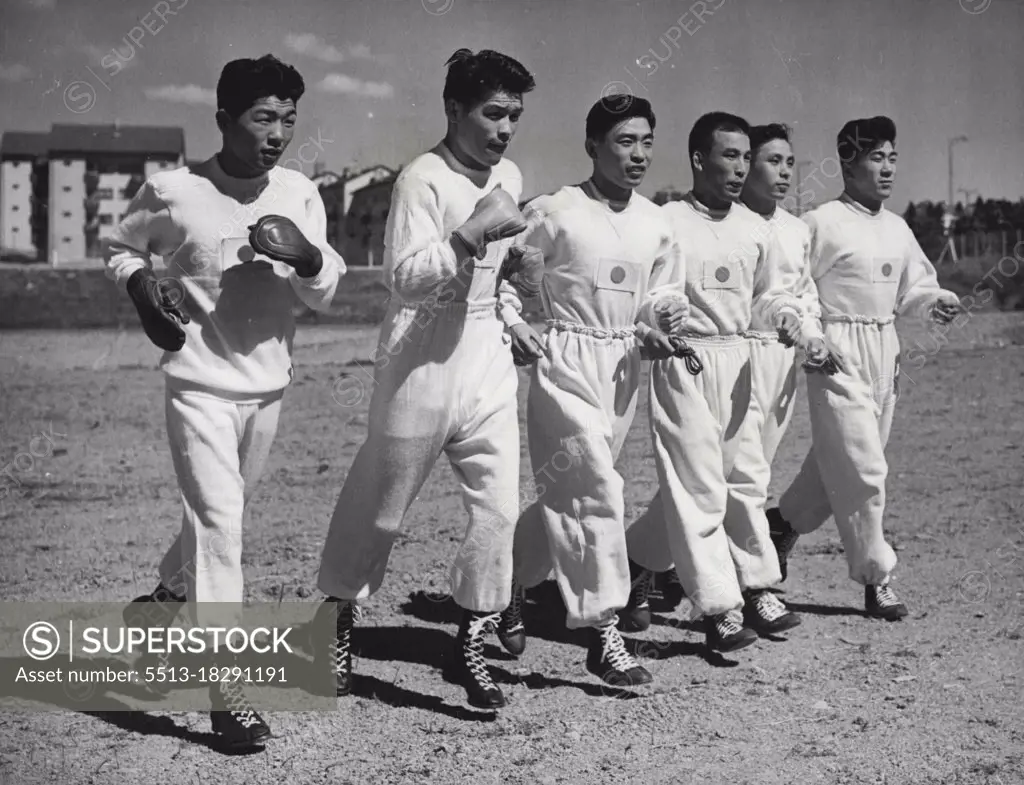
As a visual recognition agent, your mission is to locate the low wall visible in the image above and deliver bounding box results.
[2,257,1018,330]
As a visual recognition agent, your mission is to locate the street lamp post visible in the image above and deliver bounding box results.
[948,136,968,213]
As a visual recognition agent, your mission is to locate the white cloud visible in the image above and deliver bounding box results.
[144,84,217,106]
[347,43,373,60]
[284,33,346,64]
[317,73,394,99]
[0,63,33,82]
[82,43,140,72]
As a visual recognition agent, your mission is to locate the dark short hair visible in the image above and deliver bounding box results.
[688,111,750,158]
[749,123,792,155]
[837,116,896,164]
[586,94,656,141]
[217,55,305,119]
[442,48,536,108]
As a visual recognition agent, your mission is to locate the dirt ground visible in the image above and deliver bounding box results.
[0,313,1022,785]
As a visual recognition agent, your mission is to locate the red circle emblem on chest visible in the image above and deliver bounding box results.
[610,266,626,284]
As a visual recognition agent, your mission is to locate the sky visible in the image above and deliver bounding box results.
[2,0,1022,210]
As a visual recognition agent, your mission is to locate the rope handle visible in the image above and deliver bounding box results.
[670,337,703,375]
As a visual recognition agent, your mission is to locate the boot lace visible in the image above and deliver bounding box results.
[752,591,789,623]
[874,583,901,608]
[329,601,360,676]
[217,678,261,729]
[715,609,747,637]
[500,581,524,634]
[464,613,500,689]
[598,622,639,674]
[631,569,653,609]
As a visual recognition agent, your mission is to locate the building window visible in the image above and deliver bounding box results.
[11,205,19,212]
[62,185,72,193]
[12,227,19,234]
[96,188,114,199]
[12,183,19,190]
[64,160,73,167]
[62,236,72,243]
[62,211,72,218]
[99,215,113,225]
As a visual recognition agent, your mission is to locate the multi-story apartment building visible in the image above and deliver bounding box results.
[1,123,185,264]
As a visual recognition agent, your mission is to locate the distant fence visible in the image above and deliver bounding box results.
[920,229,1024,265]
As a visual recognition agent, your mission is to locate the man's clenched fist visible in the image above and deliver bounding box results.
[127,268,190,352]
[248,215,323,278]
[453,187,527,259]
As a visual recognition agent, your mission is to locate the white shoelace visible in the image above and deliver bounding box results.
[875,584,901,608]
[330,602,359,676]
[716,609,747,636]
[597,623,638,673]
[219,680,262,729]
[464,613,500,688]
[753,592,789,623]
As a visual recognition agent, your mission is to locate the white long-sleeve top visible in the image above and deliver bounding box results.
[655,193,801,338]
[519,182,684,338]
[382,142,525,325]
[804,193,956,323]
[103,156,344,397]
[746,204,824,341]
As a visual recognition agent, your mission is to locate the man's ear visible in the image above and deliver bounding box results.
[215,109,232,134]
[691,150,704,174]
[444,98,461,125]
[584,138,597,161]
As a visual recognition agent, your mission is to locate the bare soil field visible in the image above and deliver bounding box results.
[0,313,1022,785]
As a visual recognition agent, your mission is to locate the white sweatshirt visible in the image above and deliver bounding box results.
[383,142,525,325]
[104,156,344,397]
[803,193,956,323]
[655,193,801,338]
[519,183,684,338]
[745,204,824,340]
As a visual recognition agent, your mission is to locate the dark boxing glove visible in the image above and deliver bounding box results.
[501,245,545,298]
[126,268,190,352]
[248,215,323,278]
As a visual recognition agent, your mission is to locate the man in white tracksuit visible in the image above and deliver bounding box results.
[316,49,542,710]
[769,116,962,620]
[631,125,827,630]
[106,55,344,749]
[493,95,686,688]
[623,112,831,652]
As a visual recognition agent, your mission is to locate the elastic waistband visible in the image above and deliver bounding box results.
[165,376,286,404]
[674,332,749,348]
[821,314,896,326]
[741,330,782,344]
[546,319,637,340]
[395,298,499,319]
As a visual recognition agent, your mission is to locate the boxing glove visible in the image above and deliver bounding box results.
[452,187,528,260]
[248,215,322,277]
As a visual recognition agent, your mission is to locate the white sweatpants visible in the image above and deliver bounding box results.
[749,335,798,464]
[779,318,900,585]
[159,382,283,626]
[627,336,771,616]
[512,322,641,630]
[720,334,797,590]
[317,300,520,613]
